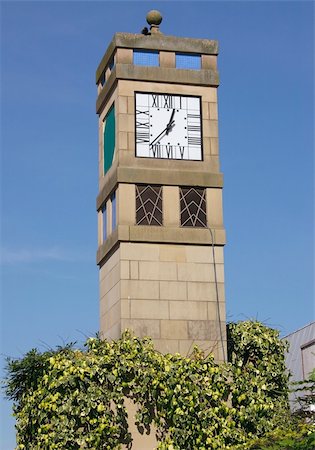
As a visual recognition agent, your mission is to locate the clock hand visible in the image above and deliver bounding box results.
[150,127,169,147]
[150,109,176,146]
[166,109,176,135]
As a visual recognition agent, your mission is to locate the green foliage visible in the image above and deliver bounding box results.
[245,420,315,450]
[3,321,312,449]
[227,321,290,439]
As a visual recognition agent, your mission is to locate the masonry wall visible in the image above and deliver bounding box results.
[100,242,226,361]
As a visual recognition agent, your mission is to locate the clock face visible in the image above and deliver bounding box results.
[135,92,202,160]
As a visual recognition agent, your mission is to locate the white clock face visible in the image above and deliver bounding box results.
[135,92,202,160]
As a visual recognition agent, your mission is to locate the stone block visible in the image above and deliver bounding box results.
[185,246,213,263]
[188,320,226,342]
[118,114,134,132]
[100,263,120,295]
[159,245,186,262]
[210,137,219,155]
[116,48,132,64]
[160,281,187,300]
[108,301,121,328]
[99,248,120,280]
[187,320,213,340]
[209,120,219,137]
[103,321,121,341]
[127,132,135,152]
[203,137,211,156]
[201,54,217,70]
[187,282,217,301]
[203,119,218,138]
[202,102,210,119]
[118,184,135,225]
[120,260,130,279]
[121,298,130,319]
[159,51,175,68]
[161,320,188,339]
[169,301,207,320]
[207,301,226,321]
[117,96,128,114]
[120,243,160,261]
[139,261,177,281]
[123,399,158,450]
[163,186,180,227]
[130,261,139,279]
[100,282,120,314]
[153,339,179,354]
[130,300,169,319]
[121,279,159,299]
[127,96,135,115]
[206,188,223,227]
[209,103,218,120]
[118,131,128,150]
[177,262,214,282]
[121,318,160,339]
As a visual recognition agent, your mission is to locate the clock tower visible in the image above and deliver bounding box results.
[96,11,226,361]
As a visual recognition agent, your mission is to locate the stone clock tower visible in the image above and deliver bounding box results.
[96,11,226,361]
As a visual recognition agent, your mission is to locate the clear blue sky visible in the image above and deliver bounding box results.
[1,1,314,447]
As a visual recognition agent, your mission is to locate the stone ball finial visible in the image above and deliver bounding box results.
[146,10,162,26]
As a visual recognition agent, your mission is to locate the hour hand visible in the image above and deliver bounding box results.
[166,109,175,135]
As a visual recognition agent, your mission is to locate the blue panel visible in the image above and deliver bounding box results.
[133,50,159,66]
[111,192,116,231]
[176,53,201,70]
[102,204,107,241]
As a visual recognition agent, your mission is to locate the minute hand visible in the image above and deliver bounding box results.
[150,126,169,147]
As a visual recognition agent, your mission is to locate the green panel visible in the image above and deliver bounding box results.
[104,105,115,174]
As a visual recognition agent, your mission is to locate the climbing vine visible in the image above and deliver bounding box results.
[4,321,314,449]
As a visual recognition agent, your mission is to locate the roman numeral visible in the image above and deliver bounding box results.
[152,144,162,158]
[179,146,185,159]
[136,121,150,129]
[152,94,159,107]
[188,136,201,146]
[136,109,149,116]
[163,95,173,108]
[187,113,200,119]
[136,131,150,143]
[165,144,173,158]
[187,124,201,132]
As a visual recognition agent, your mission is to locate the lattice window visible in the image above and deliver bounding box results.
[136,185,163,226]
[180,187,207,227]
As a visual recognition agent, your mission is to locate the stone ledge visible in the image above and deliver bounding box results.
[96,64,219,113]
[97,225,226,265]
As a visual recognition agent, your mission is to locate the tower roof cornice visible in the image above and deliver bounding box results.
[96,32,219,84]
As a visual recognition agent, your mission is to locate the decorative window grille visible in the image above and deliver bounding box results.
[180,187,207,227]
[133,50,159,67]
[111,191,116,231]
[136,185,163,226]
[176,53,201,70]
[102,203,107,241]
